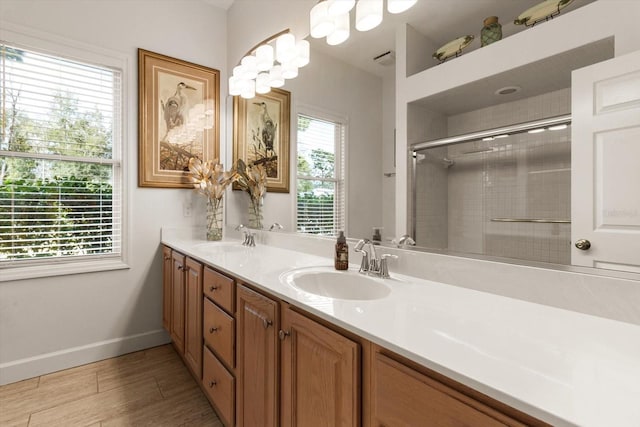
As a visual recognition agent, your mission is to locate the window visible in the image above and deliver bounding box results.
[296,112,345,236]
[0,41,123,274]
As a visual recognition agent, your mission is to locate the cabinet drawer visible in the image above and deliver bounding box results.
[204,267,235,314]
[204,297,235,368]
[203,346,235,427]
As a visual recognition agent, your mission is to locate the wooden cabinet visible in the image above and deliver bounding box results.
[162,246,172,331]
[170,251,186,354]
[236,284,279,427]
[280,305,360,427]
[162,244,546,427]
[184,257,203,378]
[369,346,547,427]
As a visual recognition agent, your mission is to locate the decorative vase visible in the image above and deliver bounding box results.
[248,197,263,229]
[206,197,223,241]
[481,16,502,47]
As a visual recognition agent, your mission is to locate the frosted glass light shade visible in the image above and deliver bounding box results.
[256,44,274,72]
[387,0,417,14]
[296,40,310,67]
[276,33,296,63]
[356,0,383,31]
[232,65,244,78]
[241,55,258,80]
[327,0,355,15]
[281,61,298,79]
[269,65,285,88]
[310,1,335,38]
[327,13,350,45]
[240,79,255,99]
[256,72,271,94]
[229,76,242,96]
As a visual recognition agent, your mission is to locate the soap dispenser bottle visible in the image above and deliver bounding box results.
[335,231,349,270]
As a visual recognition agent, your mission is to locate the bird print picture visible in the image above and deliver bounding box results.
[233,88,290,193]
[138,49,219,188]
[157,74,207,171]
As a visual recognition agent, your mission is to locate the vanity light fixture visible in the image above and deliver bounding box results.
[387,0,417,14]
[229,29,310,99]
[311,0,415,46]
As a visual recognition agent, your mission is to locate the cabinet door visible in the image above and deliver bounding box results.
[572,49,640,272]
[371,352,527,427]
[184,257,203,378]
[236,284,278,427]
[170,251,186,354]
[280,307,360,427]
[162,246,172,332]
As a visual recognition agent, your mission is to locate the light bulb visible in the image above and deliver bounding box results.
[327,0,355,15]
[240,79,255,99]
[281,61,298,79]
[387,0,417,14]
[356,0,383,31]
[296,40,310,67]
[269,65,285,88]
[276,33,296,63]
[256,44,274,72]
[229,76,241,96]
[310,1,335,38]
[256,72,271,94]
[241,56,258,80]
[327,13,350,45]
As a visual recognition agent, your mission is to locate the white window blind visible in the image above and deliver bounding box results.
[0,42,122,266]
[296,113,345,236]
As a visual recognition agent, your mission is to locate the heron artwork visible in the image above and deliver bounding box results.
[161,82,196,141]
[248,101,278,178]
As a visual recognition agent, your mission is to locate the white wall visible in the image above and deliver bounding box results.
[0,0,227,384]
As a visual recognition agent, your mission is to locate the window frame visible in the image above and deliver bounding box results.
[0,23,129,281]
[294,105,348,236]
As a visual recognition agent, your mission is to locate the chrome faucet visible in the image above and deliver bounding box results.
[269,222,284,231]
[235,224,255,247]
[394,234,416,248]
[355,239,398,278]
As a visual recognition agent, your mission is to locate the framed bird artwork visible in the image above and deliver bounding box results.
[233,88,291,193]
[138,49,220,188]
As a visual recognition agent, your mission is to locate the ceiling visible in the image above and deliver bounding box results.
[202,0,235,10]
[308,0,597,78]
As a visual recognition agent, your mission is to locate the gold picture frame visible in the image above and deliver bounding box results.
[233,88,291,193]
[138,49,220,188]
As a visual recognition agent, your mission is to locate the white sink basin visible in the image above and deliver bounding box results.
[280,266,391,300]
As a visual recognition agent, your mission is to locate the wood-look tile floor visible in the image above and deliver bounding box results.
[0,345,223,427]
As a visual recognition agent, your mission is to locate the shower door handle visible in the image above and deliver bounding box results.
[575,239,591,251]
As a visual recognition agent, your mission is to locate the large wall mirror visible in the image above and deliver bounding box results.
[227,0,640,278]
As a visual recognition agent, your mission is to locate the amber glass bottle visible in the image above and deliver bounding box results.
[335,231,349,270]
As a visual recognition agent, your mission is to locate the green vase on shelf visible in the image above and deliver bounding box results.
[481,16,502,47]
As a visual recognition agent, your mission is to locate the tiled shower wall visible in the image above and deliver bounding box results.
[415,88,572,265]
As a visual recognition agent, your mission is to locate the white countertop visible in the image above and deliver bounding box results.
[162,235,640,427]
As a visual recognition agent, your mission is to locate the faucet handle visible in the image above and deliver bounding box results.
[269,222,283,231]
[379,254,398,279]
[235,224,246,231]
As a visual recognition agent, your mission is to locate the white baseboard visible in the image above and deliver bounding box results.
[0,329,171,386]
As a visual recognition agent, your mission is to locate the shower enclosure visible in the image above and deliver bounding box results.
[411,115,571,265]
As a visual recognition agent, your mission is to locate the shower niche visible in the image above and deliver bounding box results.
[408,38,614,266]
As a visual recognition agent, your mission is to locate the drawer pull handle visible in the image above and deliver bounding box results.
[278,329,290,340]
[209,327,218,333]
[209,285,218,292]
[209,380,217,388]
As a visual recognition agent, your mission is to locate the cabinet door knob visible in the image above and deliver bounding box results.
[209,380,217,388]
[263,318,273,329]
[209,327,218,333]
[209,285,218,292]
[164,256,170,260]
[575,239,591,251]
[278,329,290,340]
[177,265,184,271]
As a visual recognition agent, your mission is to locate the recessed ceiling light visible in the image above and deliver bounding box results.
[494,134,510,138]
[495,86,521,96]
[482,137,495,141]
[549,124,568,131]
[528,128,546,134]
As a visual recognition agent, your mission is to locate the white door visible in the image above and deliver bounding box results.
[572,49,640,273]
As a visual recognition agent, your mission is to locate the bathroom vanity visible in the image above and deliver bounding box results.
[160,233,640,427]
